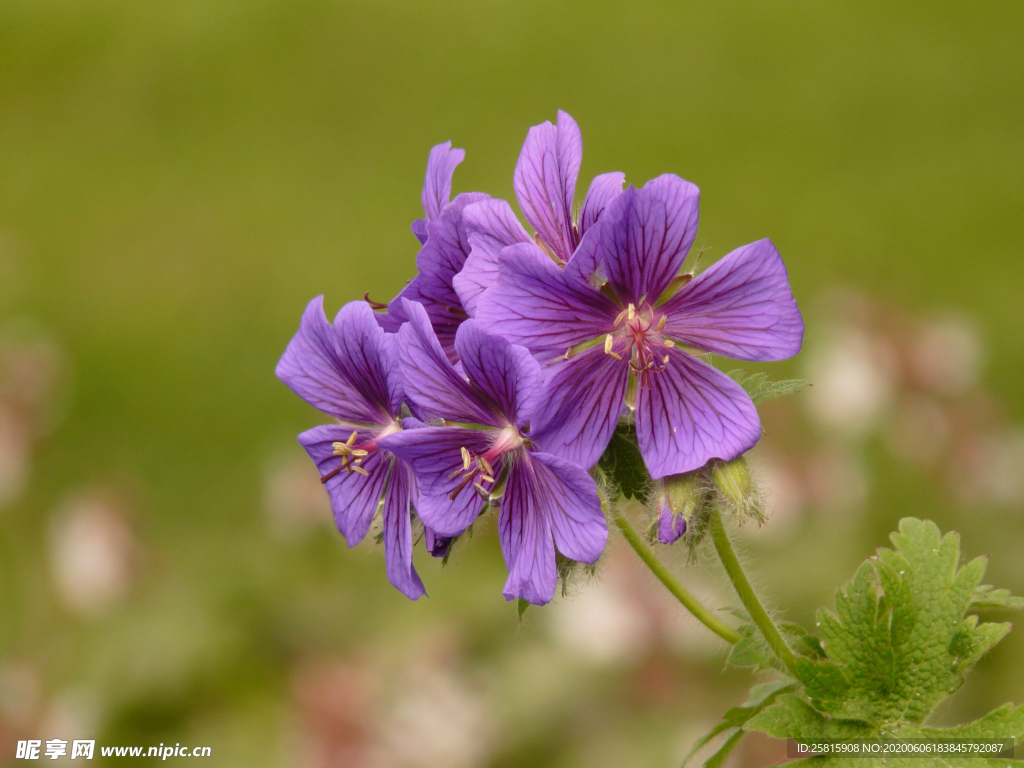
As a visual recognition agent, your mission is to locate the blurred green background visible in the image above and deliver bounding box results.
[1,1,1023,766]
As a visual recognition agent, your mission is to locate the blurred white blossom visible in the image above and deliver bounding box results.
[0,321,69,508]
[909,314,983,396]
[548,575,653,665]
[804,327,895,436]
[49,490,137,616]
[375,665,495,768]
[264,449,332,537]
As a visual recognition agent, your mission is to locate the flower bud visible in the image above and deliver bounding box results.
[711,456,764,523]
[424,527,453,559]
[652,471,703,544]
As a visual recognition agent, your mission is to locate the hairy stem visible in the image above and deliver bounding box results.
[708,508,799,677]
[613,508,741,645]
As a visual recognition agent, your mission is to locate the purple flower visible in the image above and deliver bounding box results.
[476,175,804,478]
[379,300,607,605]
[380,142,489,361]
[275,297,427,600]
[453,110,625,316]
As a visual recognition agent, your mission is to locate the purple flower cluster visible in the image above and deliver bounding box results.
[276,111,804,605]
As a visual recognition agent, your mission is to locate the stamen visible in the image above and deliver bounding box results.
[562,336,603,361]
[321,466,343,483]
[480,475,496,484]
[614,308,628,325]
[460,446,472,471]
[604,334,622,360]
[533,234,564,266]
[449,474,476,500]
[473,482,491,500]
[657,315,667,331]
[627,303,636,321]
[478,457,495,476]
[351,466,370,477]
[363,292,389,310]
[663,339,675,348]
[663,355,670,364]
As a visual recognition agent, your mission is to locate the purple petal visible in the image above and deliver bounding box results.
[529,346,629,470]
[421,141,465,222]
[332,300,404,418]
[388,193,488,361]
[528,451,607,562]
[411,219,429,245]
[276,297,387,425]
[568,175,700,305]
[635,350,761,478]
[513,110,582,263]
[474,242,618,361]
[660,238,804,361]
[378,427,495,537]
[578,171,625,238]
[298,424,389,545]
[454,198,531,316]
[454,320,543,427]
[424,527,453,558]
[655,512,688,548]
[498,460,557,605]
[395,299,500,426]
[381,461,427,600]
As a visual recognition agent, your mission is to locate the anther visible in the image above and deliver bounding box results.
[351,466,370,477]
[604,334,622,360]
[627,303,636,321]
[460,446,472,471]
[663,339,675,348]
[656,315,667,331]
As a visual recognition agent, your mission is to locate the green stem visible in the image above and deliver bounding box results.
[708,508,799,677]
[613,509,741,645]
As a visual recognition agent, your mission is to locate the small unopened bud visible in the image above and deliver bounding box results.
[424,527,453,559]
[656,497,687,544]
[711,456,764,523]
[652,471,703,544]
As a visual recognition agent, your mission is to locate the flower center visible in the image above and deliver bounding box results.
[604,302,676,386]
[449,426,522,501]
[320,420,401,484]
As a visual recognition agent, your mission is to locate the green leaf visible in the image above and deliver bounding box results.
[971,583,1024,611]
[682,680,797,766]
[797,519,1009,725]
[597,424,651,503]
[727,621,824,672]
[916,702,1024,741]
[726,624,775,671]
[727,369,808,403]
[746,694,873,740]
[701,729,743,768]
[746,518,1024,753]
